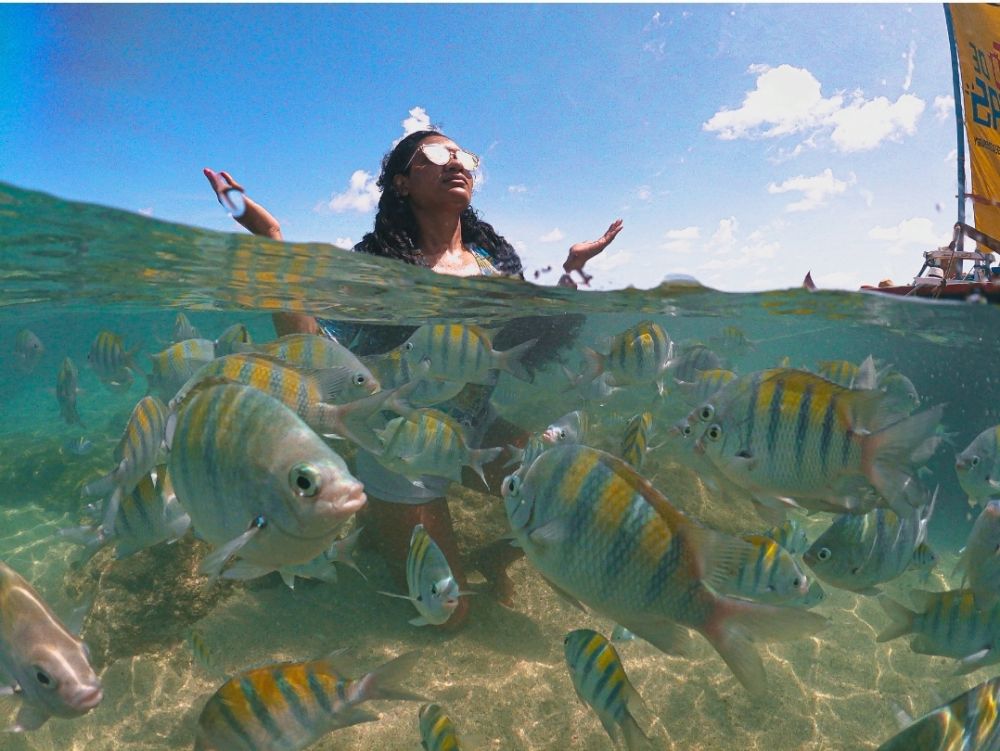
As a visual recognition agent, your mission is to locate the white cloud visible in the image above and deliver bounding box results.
[661,226,700,254]
[334,237,354,249]
[325,170,380,213]
[868,217,947,256]
[644,11,662,31]
[397,106,432,144]
[902,40,916,91]
[829,94,924,152]
[138,207,153,217]
[588,249,633,273]
[636,185,652,201]
[860,188,875,207]
[767,168,851,212]
[508,184,528,194]
[539,228,565,242]
[704,64,926,153]
[934,95,954,121]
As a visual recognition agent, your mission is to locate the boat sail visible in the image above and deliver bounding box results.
[862,3,1000,301]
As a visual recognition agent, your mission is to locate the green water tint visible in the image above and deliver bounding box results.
[1,183,1000,749]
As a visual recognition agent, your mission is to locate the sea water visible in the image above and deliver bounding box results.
[0,181,998,750]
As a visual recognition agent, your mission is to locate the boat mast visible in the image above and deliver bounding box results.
[944,3,967,228]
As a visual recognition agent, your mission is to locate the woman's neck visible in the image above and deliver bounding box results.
[414,212,465,261]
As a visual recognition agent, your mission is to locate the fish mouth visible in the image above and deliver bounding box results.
[318,479,367,519]
[540,429,560,444]
[74,685,103,712]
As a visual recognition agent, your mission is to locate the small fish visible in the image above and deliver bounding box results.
[804,492,936,595]
[759,519,809,556]
[213,322,254,357]
[563,629,651,750]
[87,330,139,390]
[12,329,44,373]
[401,323,537,385]
[258,333,380,401]
[878,370,920,415]
[56,356,84,426]
[62,436,95,457]
[0,561,102,731]
[718,534,810,604]
[610,625,637,642]
[695,368,945,516]
[956,425,1000,507]
[375,408,503,488]
[815,356,876,390]
[83,394,168,536]
[171,312,201,342]
[542,410,589,445]
[188,626,221,675]
[503,434,549,474]
[708,325,756,356]
[193,650,424,751]
[578,320,673,392]
[673,368,737,408]
[419,703,463,751]
[621,412,653,470]
[954,500,1000,605]
[363,346,464,407]
[503,444,827,697]
[665,342,722,384]
[876,675,1000,750]
[877,589,1000,674]
[380,524,469,626]
[166,381,367,586]
[910,541,938,583]
[148,338,217,402]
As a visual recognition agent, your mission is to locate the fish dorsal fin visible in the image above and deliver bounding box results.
[854,355,877,390]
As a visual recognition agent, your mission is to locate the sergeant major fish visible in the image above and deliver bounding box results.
[257,333,380,402]
[542,410,590,445]
[621,412,653,471]
[503,444,827,697]
[419,703,463,751]
[148,338,217,402]
[88,330,139,390]
[401,323,537,385]
[166,381,366,586]
[193,650,424,751]
[56,356,83,426]
[954,500,1000,606]
[563,629,651,750]
[12,329,44,373]
[718,534,810,604]
[380,524,470,627]
[577,319,673,393]
[0,561,102,731]
[956,425,1000,508]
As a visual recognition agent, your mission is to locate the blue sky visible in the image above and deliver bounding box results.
[0,3,965,292]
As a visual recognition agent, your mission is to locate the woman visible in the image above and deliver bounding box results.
[204,129,621,627]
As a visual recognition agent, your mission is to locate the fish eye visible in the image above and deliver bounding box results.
[850,566,861,575]
[502,475,521,496]
[817,547,832,561]
[404,341,414,351]
[34,668,54,688]
[289,464,322,497]
[557,429,567,442]
[353,373,367,386]
[430,583,438,596]
[682,425,693,437]
[971,456,981,468]
[793,577,802,588]
[699,405,715,422]
[706,424,722,441]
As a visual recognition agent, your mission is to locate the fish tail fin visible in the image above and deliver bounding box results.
[876,595,916,642]
[355,650,428,703]
[864,404,946,512]
[496,338,539,382]
[621,713,652,751]
[469,446,503,489]
[701,594,829,698]
[59,525,110,568]
[311,400,385,455]
[99,485,124,538]
[82,471,116,500]
[579,347,605,385]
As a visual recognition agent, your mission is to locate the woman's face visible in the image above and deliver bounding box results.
[394,135,475,214]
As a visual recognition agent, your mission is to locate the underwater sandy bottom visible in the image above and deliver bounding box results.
[0,432,986,751]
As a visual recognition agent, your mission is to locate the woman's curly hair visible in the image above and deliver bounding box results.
[352,130,523,276]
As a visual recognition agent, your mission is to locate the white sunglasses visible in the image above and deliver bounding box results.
[405,142,480,172]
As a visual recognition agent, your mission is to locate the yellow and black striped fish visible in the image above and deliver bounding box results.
[419,703,462,751]
[877,675,1000,750]
[148,338,216,402]
[257,333,379,401]
[579,319,673,391]
[563,629,650,750]
[56,356,83,426]
[401,323,536,385]
[621,412,653,470]
[87,330,139,389]
[194,651,424,751]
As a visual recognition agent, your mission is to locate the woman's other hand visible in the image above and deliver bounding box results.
[563,218,623,285]
[202,167,283,240]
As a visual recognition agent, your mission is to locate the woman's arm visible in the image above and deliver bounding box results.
[559,219,623,287]
[204,168,317,335]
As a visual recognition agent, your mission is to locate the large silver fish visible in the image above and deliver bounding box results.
[0,561,102,731]
[165,381,366,586]
[956,425,1000,508]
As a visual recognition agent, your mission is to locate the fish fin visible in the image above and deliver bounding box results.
[59,524,109,568]
[468,446,503,489]
[855,586,882,596]
[578,347,604,386]
[876,595,916,642]
[750,500,787,527]
[0,685,16,697]
[495,337,539,383]
[220,560,275,583]
[311,366,355,403]
[701,595,828,698]
[538,573,588,613]
[953,647,998,675]
[311,399,386,455]
[278,570,297,589]
[891,702,914,729]
[617,617,694,657]
[854,355,878,391]
[408,616,430,627]
[199,524,262,579]
[528,516,572,546]
[907,589,938,612]
[863,404,946,511]
[82,471,116,500]
[99,485,124,539]
[502,444,525,469]
[353,650,428,702]
[681,525,759,593]
[378,590,418,602]
[10,703,50,732]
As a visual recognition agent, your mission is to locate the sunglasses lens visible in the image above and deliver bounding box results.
[422,144,451,166]
[457,152,480,171]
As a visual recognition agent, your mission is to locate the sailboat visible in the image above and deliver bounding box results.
[861,3,1000,303]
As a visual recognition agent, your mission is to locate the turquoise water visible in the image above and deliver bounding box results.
[1,182,999,749]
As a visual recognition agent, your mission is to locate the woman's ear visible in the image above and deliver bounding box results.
[393,174,409,197]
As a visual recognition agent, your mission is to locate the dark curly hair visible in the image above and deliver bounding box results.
[353,130,523,276]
